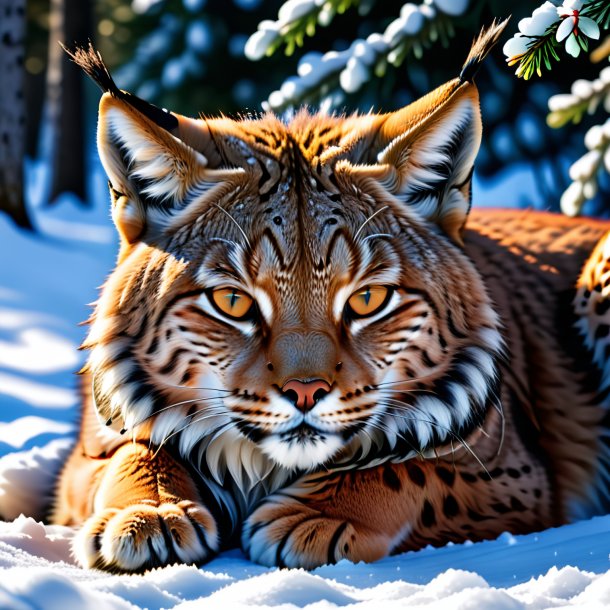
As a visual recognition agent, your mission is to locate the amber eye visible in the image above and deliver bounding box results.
[211,287,254,320]
[347,286,391,318]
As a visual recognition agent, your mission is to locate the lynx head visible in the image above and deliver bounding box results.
[75,21,506,482]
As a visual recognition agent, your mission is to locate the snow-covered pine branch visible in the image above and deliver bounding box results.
[547,65,610,128]
[503,0,610,216]
[560,115,610,216]
[503,0,606,80]
[246,0,470,113]
[245,0,368,61]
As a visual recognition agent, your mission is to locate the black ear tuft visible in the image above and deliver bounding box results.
[61,41,121,97]
[62,41,179,132]
[459,17,511,83]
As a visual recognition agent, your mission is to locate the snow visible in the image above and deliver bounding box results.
[0,514,609,608]
[1,162,610,608]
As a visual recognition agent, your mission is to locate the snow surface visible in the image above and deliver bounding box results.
[0,164,609,609]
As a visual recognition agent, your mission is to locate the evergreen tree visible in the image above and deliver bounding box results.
[46,0,92,204]
[503,0,610,215]
[244,0,610,215]
[0,0,32,229]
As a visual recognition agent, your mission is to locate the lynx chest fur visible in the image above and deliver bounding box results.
[52,23,610,572]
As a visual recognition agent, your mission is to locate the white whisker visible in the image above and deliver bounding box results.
[380,401,492,476]
[214,203,252,250]
[364,418,425,460]
[362,233,393,242]
[162,382,233,393]
[152,403,228,457]
[375,376,429,388]
[129,395,228,430]
[354,205,390,242]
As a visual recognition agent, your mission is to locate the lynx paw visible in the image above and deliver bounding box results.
[73,500,218,572]
[242,495,389,569]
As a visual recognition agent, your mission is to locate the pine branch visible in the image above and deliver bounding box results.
[547,66,610,128]
[259,1,470,112]
[505,0,607,80]
[508,30,561,80]
[560,118,610,215]
[583,0,610,30]
[245,0,364,61]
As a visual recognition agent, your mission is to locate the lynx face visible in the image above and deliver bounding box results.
[84,61,503,482]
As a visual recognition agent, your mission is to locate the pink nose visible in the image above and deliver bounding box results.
[281,379,332,412]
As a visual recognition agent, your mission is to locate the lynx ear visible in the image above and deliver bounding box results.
[342,19,508,244]
[369,84,481,244]
[98,94,217,242]
[66,43,241,244]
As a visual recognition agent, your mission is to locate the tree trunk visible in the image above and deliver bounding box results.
[0,0,32,229]
[46,0,91,205]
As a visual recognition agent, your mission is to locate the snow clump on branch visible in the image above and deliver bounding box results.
[247,0,471,111]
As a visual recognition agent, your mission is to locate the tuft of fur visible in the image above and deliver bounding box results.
[61,41,121,97]
[459,17,510,83]
[63,41,178,132]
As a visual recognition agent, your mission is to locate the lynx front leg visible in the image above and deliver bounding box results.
[243,458,548,569]
[70,443,221,572]
[243,464,421,569]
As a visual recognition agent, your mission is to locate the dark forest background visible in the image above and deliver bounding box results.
[1,0,608,230]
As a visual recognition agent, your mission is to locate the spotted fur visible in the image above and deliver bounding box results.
[51,21,610,572]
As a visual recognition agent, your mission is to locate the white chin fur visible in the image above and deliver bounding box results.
[258,433,344,470]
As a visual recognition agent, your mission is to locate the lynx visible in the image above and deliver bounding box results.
[51,21,610,572]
